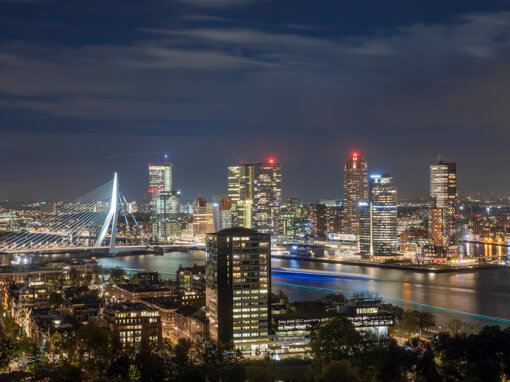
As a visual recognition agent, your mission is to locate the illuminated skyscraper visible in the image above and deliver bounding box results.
[151,191,181,240]
[359,174,398,256]
[228,165,253,228]
[358,201,371,254]
[193,198,215,238]
[148,162,180,240]
[149,163,172,192]
[205,227,270,354]
[343,152,368,238]
[430,160,457,246]
[218,198,233,230]
[228,159,282,235]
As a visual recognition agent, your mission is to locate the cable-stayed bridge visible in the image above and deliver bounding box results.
[0,173,149,254]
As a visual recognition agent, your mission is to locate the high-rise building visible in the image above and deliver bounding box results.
[205,227,270,354]
[149,163,172,192]
[358,201,371,254]
[359,174,398,256]
[326,205,343,235]
[148,162,180,240]
[343,152,368,238]
[430,160,457,246]
[309,202,342,239]
[218,198,233,230]
[228,159,282,235]
[193,198,215,238]
[151,191,181,240]
[228,165,253,228]
[279,198,305,238]
[309,202,328,239]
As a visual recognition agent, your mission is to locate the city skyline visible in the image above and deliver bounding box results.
[2,1,510,200]
[3,1,510,377]
[0,152,502,203]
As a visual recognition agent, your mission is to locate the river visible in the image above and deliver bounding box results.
[97,250,510,328]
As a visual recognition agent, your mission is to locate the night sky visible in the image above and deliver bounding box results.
[1,0,510,202]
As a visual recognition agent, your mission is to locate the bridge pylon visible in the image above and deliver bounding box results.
[94,172,121,254]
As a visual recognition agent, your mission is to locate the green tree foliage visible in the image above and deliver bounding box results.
[310,317,366,363]
[109,268,125,283]
[84,271,93,285]
[0,304,23,371]
[69,268,81,286]
[315,360,361,382]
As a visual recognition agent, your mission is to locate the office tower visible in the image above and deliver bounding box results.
[149,162,180,240]
[218,198,233,230]
[430,208,444,247]
[309,202,343,239]
[149,163,172,192]
[205,227,270,354]
[359,175,398,256]
[279,198,304,238]
[343,152,368,238]
[430,160,457,246]
[326,205,343,235]
[193,198,215,238]
[151,191,181,240]
[228,165,253,228]
[228,159,282,235]
[309,202,328,239]
[370,175,398,255]
[358,201,371,254]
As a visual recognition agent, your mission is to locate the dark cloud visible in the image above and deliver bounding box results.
[1,4,510,200]
[176,0,256,8]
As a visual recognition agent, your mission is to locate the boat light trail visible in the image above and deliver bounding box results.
[273,281,510,324]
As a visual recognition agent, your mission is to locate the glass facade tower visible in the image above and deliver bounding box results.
[148,162,180,240]
[430,161,457,246]
[228,160,282,235]
[359,174,397,256]
[343,153,368,238]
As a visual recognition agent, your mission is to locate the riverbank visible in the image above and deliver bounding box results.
[271,255,506,273]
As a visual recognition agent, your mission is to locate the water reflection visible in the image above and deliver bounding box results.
[97,250,510,327]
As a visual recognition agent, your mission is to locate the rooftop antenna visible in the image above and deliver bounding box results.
[437,154,442,163]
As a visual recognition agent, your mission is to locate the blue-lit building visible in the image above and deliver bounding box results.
[359,174,398,256]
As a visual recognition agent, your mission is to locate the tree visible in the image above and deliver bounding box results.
[84,271,93,285]
[0,337,17,371]
[309,317,364,363]
[315,360,361,382]
[75,323,112,379]
[244,359,275,382]
[69,268,80,286]
[414,311,436,337]
[323,293,347,304]
[110,268,125,283]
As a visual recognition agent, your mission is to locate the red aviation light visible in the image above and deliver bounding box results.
[268,158,276,164]
[352,152,359,158]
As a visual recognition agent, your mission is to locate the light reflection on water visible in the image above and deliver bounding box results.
[97,249,510,327]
